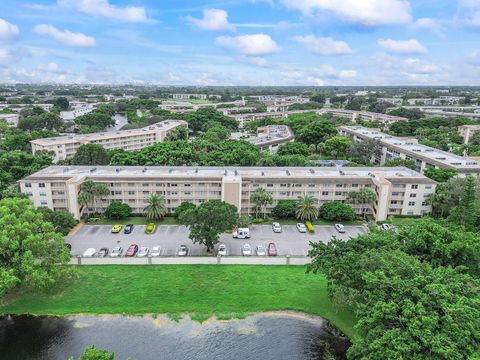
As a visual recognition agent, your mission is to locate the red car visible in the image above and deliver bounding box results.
[125,244,139,257]
[267,242,277,257]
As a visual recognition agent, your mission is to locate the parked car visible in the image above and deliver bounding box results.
[110,246,123,257]
[97,247,109,257]
[272,222,282,233]
[335,224,346,233]
[145,223,156,234]
[177,245,189,256]
[267,242,278,256]
[125,244,139,257]
[217,244,227,256]
[255,245,266,256]
[65,243,72,251]
[151,246,161,257]
[233,228,250,239]
[305,222,315,233]
[83,248,96,257]
[124,224,134,234]
[241,243,252,256]
[137,247,149,257]
[296,223,307,233]
[111,224,123,233]
[381,223,392,230]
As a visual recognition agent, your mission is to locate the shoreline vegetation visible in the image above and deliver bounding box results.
[0,265,357,339]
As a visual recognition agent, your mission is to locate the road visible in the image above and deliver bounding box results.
[66,224,366,257]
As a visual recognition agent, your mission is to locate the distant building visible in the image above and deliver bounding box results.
[30,120,187,161]
[245,125,294,152]
[0,113,19,126]
[459,125,480,144]
[19,165,436,221]
[171,94,208,100]
[339,126,480,175]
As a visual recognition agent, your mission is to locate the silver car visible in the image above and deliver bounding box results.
[151,246,161,257]
[110,246,123,257]
[255,245,266,256]
[242,243,252,256]
[296,223,307,233]
[177,245,189,256]
[272,222,282,233]
[137,247,149,257]
[217,244,227,256]
[335,224,346,233]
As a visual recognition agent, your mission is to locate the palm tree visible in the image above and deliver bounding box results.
[295,195,318,222]
[250,187,273,218]
[143,193,167,220]
[92,183,110,213]
[78,190,94,216]
[347,188,376,217]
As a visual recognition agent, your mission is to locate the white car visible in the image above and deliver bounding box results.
[255,245,266,256]
[151,246,161,257]
[242,243,252,256]
[217,244,227,256]
[177,245,189,256]
[381,223,392,231]
[83,248,96,257]
[296,223,307,233]
[335,224,346,233]
[137,247,149,257]
[110,246,123,257]
[272,222,282,233]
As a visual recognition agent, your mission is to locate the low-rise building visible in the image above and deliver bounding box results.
[30,120,187,161]
[459,125,480,144]
[19,166,436,221]
[0,113,19,126]
[246,125,294,152]
[339,126,480,175]
[171,93,208,100]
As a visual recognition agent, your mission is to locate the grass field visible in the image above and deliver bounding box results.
[0,265,357,339]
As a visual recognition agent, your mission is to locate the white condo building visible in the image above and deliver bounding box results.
[339,126,480,175]
[30,120,187,161]
[19,166,436,221]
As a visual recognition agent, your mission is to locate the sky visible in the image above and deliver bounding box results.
[0,0,480,86]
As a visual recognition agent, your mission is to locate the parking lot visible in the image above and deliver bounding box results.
[66,224,366,257]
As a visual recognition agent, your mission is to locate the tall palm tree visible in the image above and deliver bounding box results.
[92,183,110,213]
[348,188,376,217]
[296,195,318,222]
[78,190,94,216]
[250,187,273,218]
[143,193,167,220]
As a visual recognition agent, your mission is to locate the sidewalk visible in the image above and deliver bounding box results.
[68,221,85,236]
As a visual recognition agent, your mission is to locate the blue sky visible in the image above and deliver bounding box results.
[0,0,479,85]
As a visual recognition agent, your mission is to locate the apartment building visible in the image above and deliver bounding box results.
[0,113,19,126]
[459,125,480,144]
[30,120,187,161]
[19,166,436,221]
[246,125,294,152]
[339,126,480,175]
[171,93,208,100]
[60,102,96,120]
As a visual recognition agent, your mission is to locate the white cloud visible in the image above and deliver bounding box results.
[281,0,412,26]
[215,34,279,55]
[33,24,96,47]
[0,47,30,66]
[0,48,13,65]
[293,34,352,55]
[313,64,357,79]
[241,56,269,67]
[377,39,427,54]
[186,9,235,31]
[0,18,20,40]
[58,0,149,23]
[412,18,445,37]
[37,62,67,74]
[404,58,440,74]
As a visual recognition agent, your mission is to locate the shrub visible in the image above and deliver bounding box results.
[173,202,196,218]
[319,201,356,221]
[271,200,297,218]
[104,201,132,219]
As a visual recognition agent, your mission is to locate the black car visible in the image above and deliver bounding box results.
[65,243,72,251]
[97,247,109,257]
[124,224,134,234]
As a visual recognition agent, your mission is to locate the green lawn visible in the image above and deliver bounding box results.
[87,216,179,225]
[0,265,357,339]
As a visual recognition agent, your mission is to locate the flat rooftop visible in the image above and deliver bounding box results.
[22,165,435,183]
[31,120,186,146]
[341,126,480,169]
[248,125,294,146]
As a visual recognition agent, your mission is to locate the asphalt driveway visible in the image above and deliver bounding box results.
[66,224,366,257]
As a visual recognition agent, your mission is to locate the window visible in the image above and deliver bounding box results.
[422,201,427,206]
[322,191,329,196]
[39,183,45,188]
[352,184,359,188]
[390,200,398,204]
[392,192,400,196]
[142,183,149,187]
[267,184,274,187]
[408,201,416,206]
[40,201,48,206]
[335,191,342,196]
[280,184,287,187]
[128,191,135,195]
[184,184,191,187]
[336,184,343,188]
[308,184,315,188]
[425,185,432,189]
[40,192,46,197]
[25,183,32,188]
[411,184,418,189]
[410,194,417,198]
[142,191,149,195]
[26,192,33,197]
[114,191,122,195]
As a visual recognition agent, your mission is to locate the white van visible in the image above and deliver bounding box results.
[233,228,250,239]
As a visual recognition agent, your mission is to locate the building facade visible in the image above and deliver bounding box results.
[19,166,436,221]
[339,126,480,175]
[459,125,480,144]
[30,120,187,161]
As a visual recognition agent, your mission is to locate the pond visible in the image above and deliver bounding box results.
[0,312,350,360]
